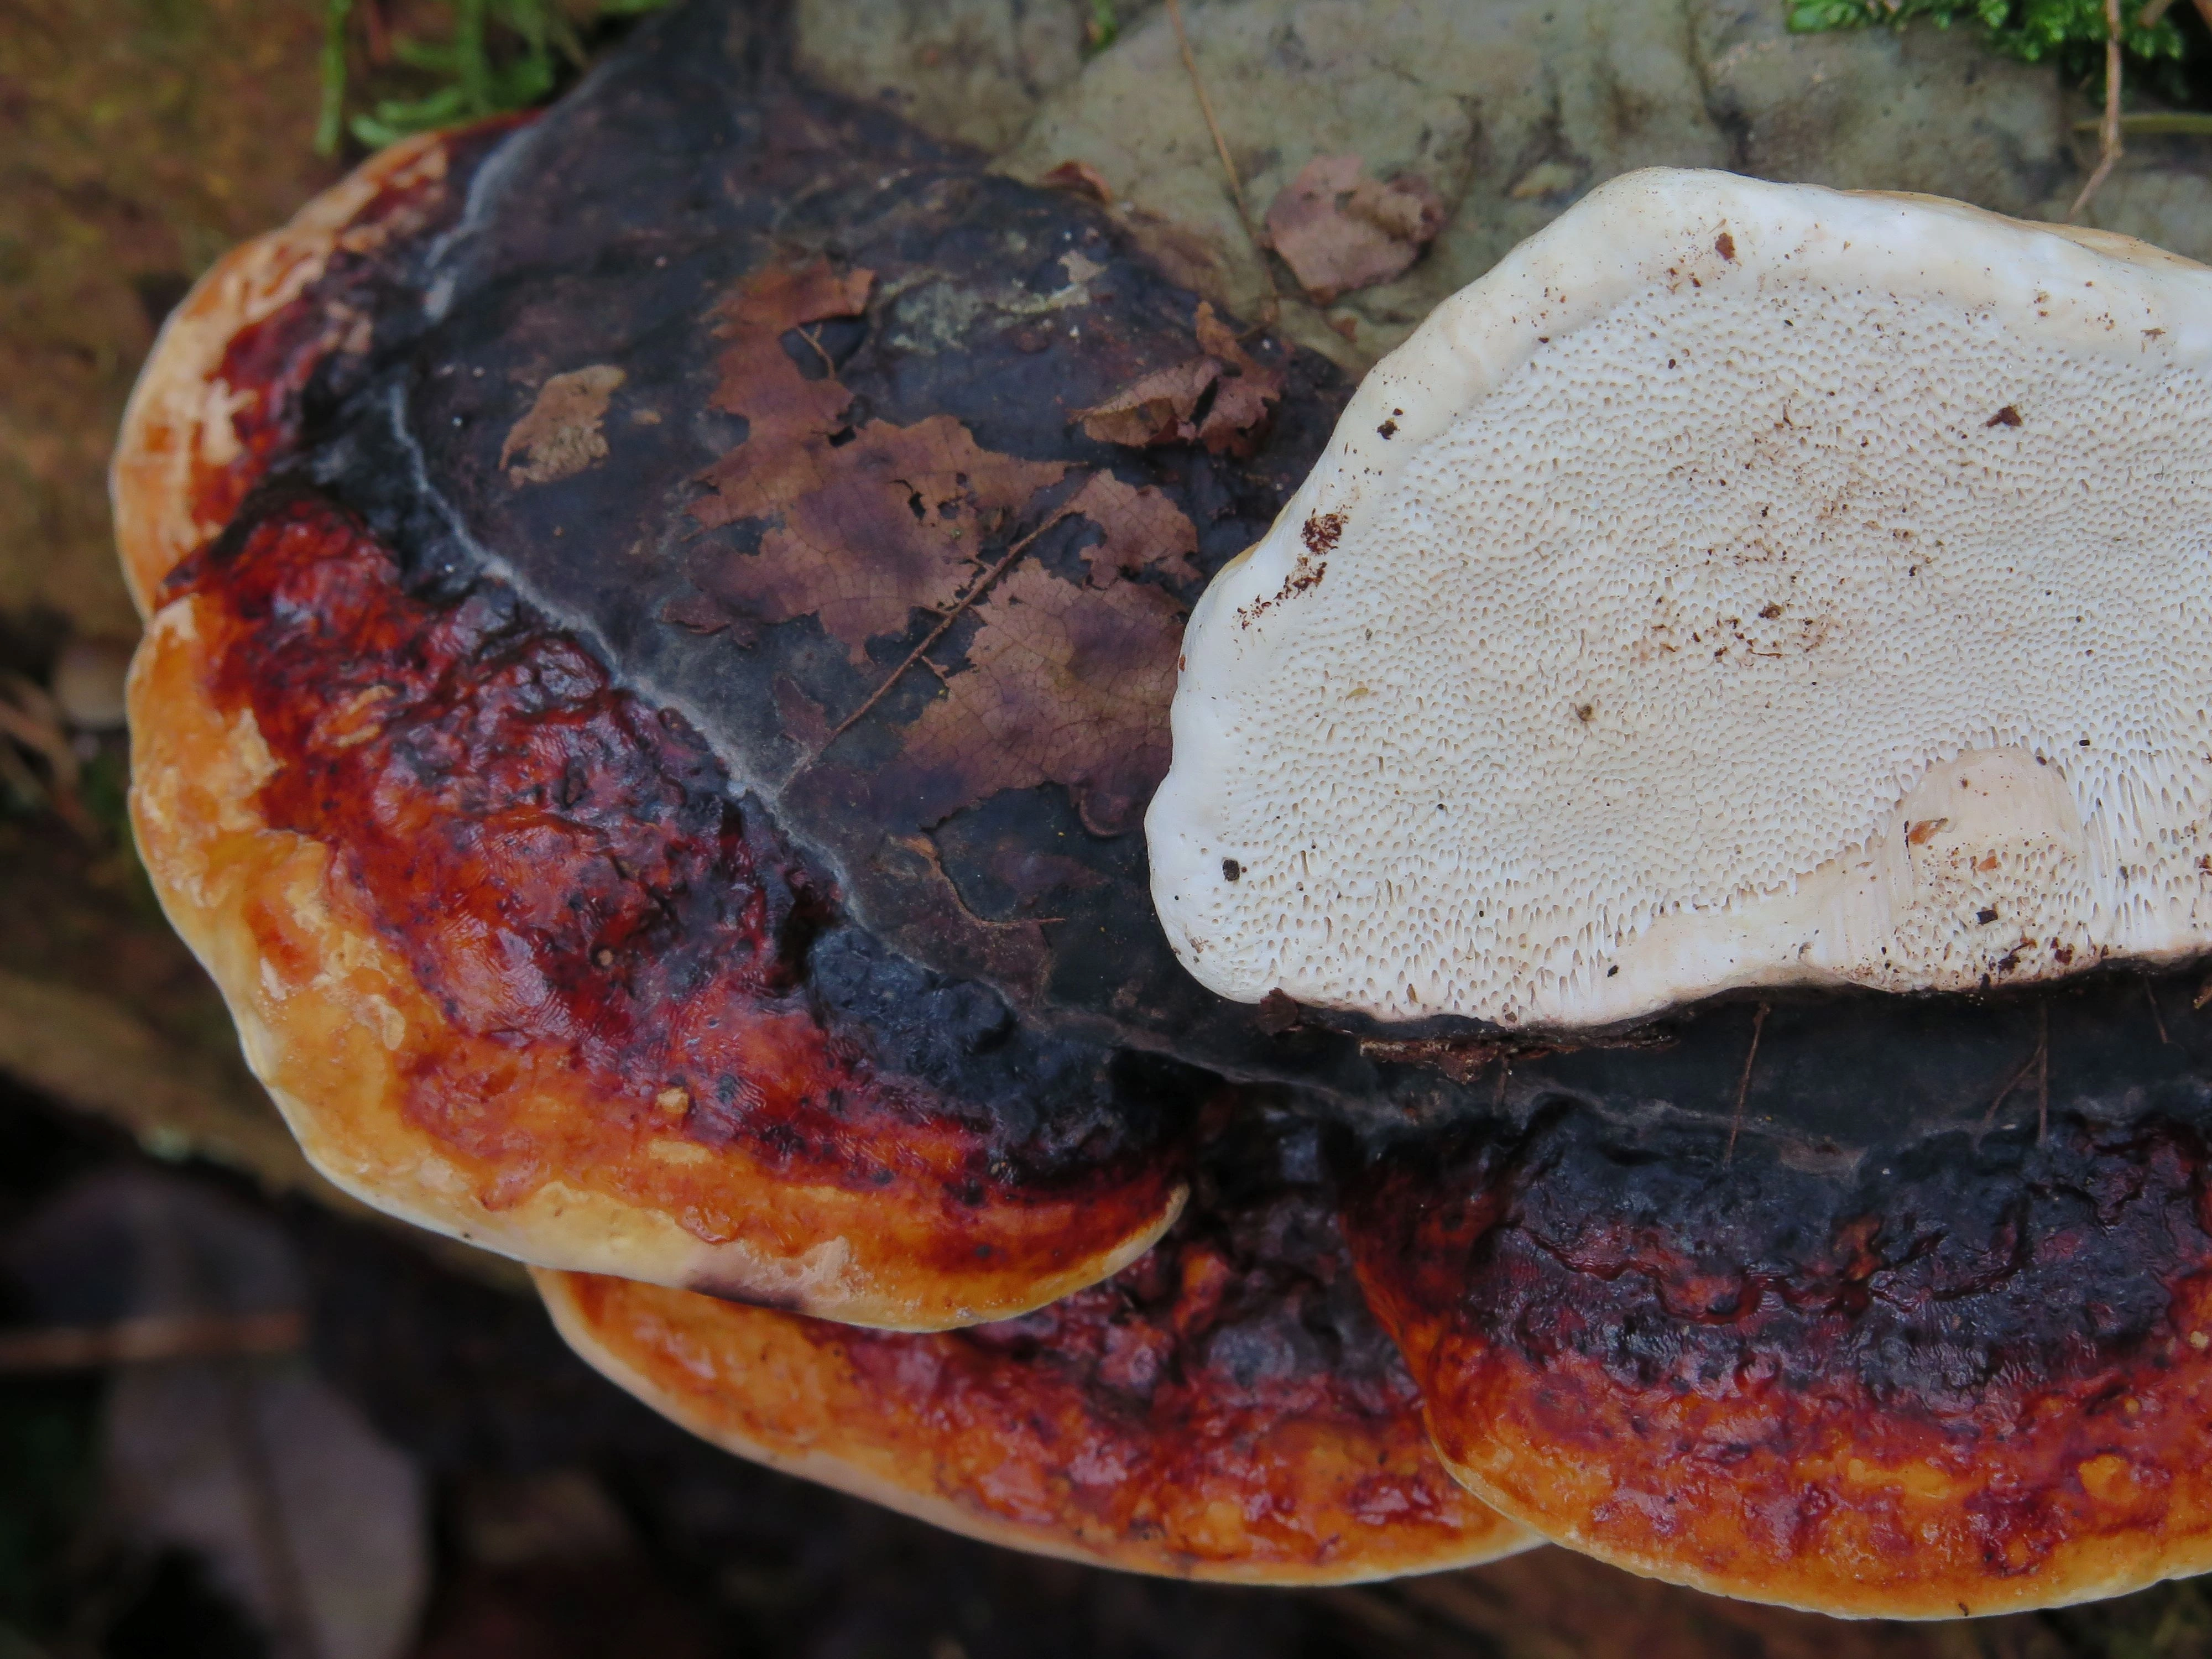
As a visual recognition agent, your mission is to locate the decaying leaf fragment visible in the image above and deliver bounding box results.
[1076,301,1283,456]
[1264,155,1445,304]
[1066,472,1200,588]
[500,365,627,486]
[1191,302,1285,456]
[1075,357,1222,448]
[895,564,1183,835]
[701,414,1068,661]
[688,262,1067,661]
[1039,159,1115,204]
[681,258,1208,838]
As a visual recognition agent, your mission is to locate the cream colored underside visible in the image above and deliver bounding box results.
[1154,169,2212,1030]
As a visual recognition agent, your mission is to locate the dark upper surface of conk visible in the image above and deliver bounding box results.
[260,0,2212,1171]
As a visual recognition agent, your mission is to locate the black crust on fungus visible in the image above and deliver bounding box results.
[1348,1099,2212,1413]
[280,0,1368,1106]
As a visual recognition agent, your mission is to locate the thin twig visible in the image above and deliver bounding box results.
[1491,1060,1509,1114]
[2145,975,2172,1045]
[1983,1045,2039,1129]
[361,0,390,64]
[2075,109,2212,135]
[2135,0,2212,25]
[0,677,93,836]
[795,325,838,377]
[0,1310,303,1374]
[1983,1007,2052,1135]
[2069,0,2125,222]
[1164,0,1280,324]
[815,507,1077,754]
[2037,1001,2051,1145]
[1724,1002,1768,1165]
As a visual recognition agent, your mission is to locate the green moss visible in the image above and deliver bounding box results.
[1787,0,2187,65]
[318,0,674,155]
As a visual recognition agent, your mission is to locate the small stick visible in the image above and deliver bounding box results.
[0,1309,303,1374]
[2037,1001,2051,1145]
[1724,1002,1768,1165]
[361,0,390,64]
[795,325,837,377]
[2068,0,2125,222]
[1491,1059,1509,1114]
[1983,1045,2039,1129]
[1984,1006,2054,1137]
[816,507,1077,753]
[2134,0,2212,27]
[2145,975,2172,1045]
[1165,0,1280,323]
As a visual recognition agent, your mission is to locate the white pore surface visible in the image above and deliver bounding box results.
[1147,169,2212,1029]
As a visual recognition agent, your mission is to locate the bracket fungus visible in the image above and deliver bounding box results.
[539,1108,1533,1583]
[109,0,2212,1616]
[1151,169,2212,1030]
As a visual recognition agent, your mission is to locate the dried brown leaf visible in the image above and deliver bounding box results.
[1264,155,1445,304]
[898,565,1182,835]
[1039,159,1114,204]
[1076,302,1282,457]
[687,260,1065,662]
[1076,357,1220,447]
[697,415,1066,661]
[500,365,626,486]
[708,262,874,434]
[1065,472,1200,589]
[1190,300,1283,457]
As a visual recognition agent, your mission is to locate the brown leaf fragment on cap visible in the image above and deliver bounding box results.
[1076,357,1222,448]
[1263,155,1445,305]
[773,675,832,752]
[708,260,874,440]
[1191,301,1284,456]
[500,364,626,486]
[1039,159,1114,204]
[1077,303,1284,457]
[1065,473,1201,589]
[697,414,1066,661]
[895,565,1182,835]
[687,259,1065,662]
[660,592,737,636]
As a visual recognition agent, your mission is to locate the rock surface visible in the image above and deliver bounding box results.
[801,0,2212,369]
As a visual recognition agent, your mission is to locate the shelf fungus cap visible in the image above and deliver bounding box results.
[1149,168,2212,1030]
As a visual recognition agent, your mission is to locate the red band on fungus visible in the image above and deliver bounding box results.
[149,491,1183,1316]
[1343,1105,2212,1616]
[540,1112,1526,1581]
